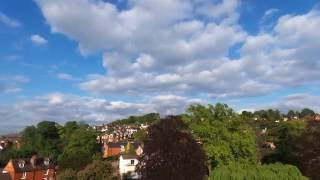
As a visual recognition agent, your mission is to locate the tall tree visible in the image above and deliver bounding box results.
[77,160,115,180]
[21,121,61,160]
[299,121,320,180]
[137,116,207,180]
[184,104,257,169]
[300,108,315,118]
[58,126,100,170]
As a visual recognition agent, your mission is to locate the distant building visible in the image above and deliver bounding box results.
[3,155,56,180]
[263,141,276,150]
[103,141,142,158]
[0,134,21,151]
[0,168,11,180]
[313,114,320,122]
[119,154,139,179]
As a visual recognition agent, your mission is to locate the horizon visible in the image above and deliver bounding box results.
[1,0,320,134]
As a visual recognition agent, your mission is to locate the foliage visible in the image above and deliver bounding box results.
[210,162,307,180]
[57,151,92,171]
[137,116,207,180]
[254,109,282,122]
[0,147,34,167]
[110,113,160,126]
[21,121,62,160]
[77,160,115,180]
[274,121,306,165]
[183,104,257,169]
[62,127,99,155]
[299,121,320,180]
[58,126,100,171]
[57,168,78,180]
[133,129,146,141]
[17,121,100,171]
[300,108,315,118]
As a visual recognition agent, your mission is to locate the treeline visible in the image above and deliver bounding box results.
[135,104,311,179]
[109,112,160,126]
[185,104,318,179]
[0,121,117,179]
[243,108,316,121]
[1,103,319,179]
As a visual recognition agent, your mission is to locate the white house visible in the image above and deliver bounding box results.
[119,154,139,179]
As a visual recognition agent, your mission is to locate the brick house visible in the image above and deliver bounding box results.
[313,114,320,121]
[103,141,142,158]
[3,155,56,180]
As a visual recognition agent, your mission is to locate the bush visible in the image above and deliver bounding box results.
[57,169,77,180]
[77,160,115,180]
[210,162,307,180]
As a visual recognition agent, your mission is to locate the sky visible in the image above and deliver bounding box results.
[1,0,320,134]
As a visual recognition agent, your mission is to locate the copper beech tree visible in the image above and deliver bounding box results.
[136,116,207,180]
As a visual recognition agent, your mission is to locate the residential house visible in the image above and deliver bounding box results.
[313,114,320,122]
[103,141,142,158]
[0,168,11,180]
[0,134,21,151]
[119,154,139,179]
[3,155,56,180]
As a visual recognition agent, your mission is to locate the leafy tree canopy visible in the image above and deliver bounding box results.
[210,162,307,180]
[137,116,207,180]
[183,103,257,169]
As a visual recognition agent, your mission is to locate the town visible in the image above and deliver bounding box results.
[0,104,319,179]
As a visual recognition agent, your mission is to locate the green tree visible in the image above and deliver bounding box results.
[20,121,61,160]
[300,108,315,118]
[58,126,100,170]
[133,129,146,141]
[57,168,77,180]
[210,162,307,180]
[275,121,305,165]
[77,160,115,180]
[183,104,257,169]
[58,151,92,171]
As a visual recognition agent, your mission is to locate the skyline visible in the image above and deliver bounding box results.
[1,0,320,134]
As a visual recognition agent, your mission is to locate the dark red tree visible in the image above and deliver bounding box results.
[299,120,320,180]
[136,116,207,180]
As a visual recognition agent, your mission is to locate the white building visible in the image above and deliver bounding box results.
[119,154,139,179]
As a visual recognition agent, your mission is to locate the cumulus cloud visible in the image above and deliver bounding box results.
[0,12,21,28]
[30,34,48,45]
[0,93,203,131]
[57,73,81,81]
[0,75,30,94]
[34,0,320,100]
[266,93,320,113]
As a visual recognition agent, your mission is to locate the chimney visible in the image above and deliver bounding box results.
[30,154,37,167]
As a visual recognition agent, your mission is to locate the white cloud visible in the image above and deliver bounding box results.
[33,0,320,101]
[265,93,320,113]
[0,75,30,94]
[57,73,80,81]
[30,34,48,45]
[0,93,203,130]
[0,12,21,28]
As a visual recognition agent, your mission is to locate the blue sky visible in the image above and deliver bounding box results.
[1,0,320,134]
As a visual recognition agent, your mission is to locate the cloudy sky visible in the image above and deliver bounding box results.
[1,0,320,134]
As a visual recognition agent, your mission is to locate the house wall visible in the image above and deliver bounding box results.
[104,146,121,157]
[34,169,55,180]
[119,156,138,174]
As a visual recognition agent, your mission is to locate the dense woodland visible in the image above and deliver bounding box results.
[0,103,319,179]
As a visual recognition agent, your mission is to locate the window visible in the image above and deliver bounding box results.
[130,160,135,165]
